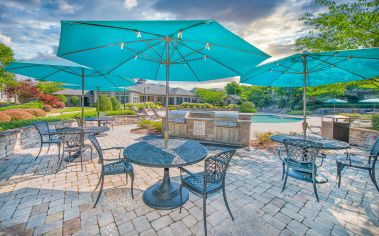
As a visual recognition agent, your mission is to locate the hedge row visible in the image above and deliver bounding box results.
[0,102,43,111]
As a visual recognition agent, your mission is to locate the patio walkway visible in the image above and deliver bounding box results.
[0,125,378,236]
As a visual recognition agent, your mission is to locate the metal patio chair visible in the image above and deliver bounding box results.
[179,150,236,236]
[88,135,134,208]
[33,121,62,160]
[336,138,379,192]
[281,139,327,202]
[56,127,93,172]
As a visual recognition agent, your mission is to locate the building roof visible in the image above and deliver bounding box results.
[128,83,196,96]
[52,89,91,96]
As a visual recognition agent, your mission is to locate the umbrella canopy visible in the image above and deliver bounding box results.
[323,99,348,103]
[5,60,135,126]
[57,19,270,146]
[241,48,379,137]
[359,98,379,103]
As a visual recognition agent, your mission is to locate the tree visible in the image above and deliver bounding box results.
[194,88,226,104]
[6,81,41,103]
[110,96,121,110]
[0,43,16,89]
[57,94,68,104]
[225,82,242,96]
[246,86,273,108]
[36,81,63,94]
[70,96,80,106]
[96,95,113,111]
[296,0,379,87]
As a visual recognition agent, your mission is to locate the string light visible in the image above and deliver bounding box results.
[204,55,207,61]
[177,30,183,39]
[120,42,124,49]
[135,31,142,38]
[205,42,211,50]
[134,55,138,60]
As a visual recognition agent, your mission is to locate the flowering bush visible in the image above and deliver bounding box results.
[39,94,60,107]
[3,110,35,121]
[42,105,52,112]
[55,102,65,108]
[0,113,11,122]
[23,108,46,117]
[5,81,41,104]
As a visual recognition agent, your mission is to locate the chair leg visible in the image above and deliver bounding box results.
[222,186,234,220]
[179,183,183,213]
[93,175,104,208]
[125,173,128,184]
[281,162,285,181]
[80,149,83,171]
[45,143,51,155]
[369,169,379,192]
[130,172,134,199]
[35,143,43,160]
[90,147,93,161]
[337,164,344,188]
[203,193,208,236]
[282,166,290,192]
[93,174,102,192]
[312,176,319,202]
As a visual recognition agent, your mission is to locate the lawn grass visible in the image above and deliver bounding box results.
[49,107,96,113]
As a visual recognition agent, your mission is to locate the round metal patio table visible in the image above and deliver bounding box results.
[85,117,114,127]
[271,134,350,150]
[123,139,208,210]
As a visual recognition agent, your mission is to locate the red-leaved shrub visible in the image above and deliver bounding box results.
[42,105,52,112]
[0,112,11,122]
[4,110,35,121]
[23,108,46,117]
[38,94,60,107]
[54,102,65,108]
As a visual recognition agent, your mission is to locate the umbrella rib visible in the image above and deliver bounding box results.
[5,64,45,71]
[122,43,161,63]
[173,41,201,82]
[60,38,160,57]
[39,66,72,81]
[308,55,369,80]
[170,20,212,36]
[308,57,351,73]
[180,38,268,57]
[70,21,164,37]
[152,43,167,81]
[139,37,164,61]
[107,40,163,74]
[311,54,379,60]
[267,59,302,86]
[177,41,240,75]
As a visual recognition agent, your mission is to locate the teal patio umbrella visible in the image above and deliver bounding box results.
[241,48,379,137]
[5,60,135,127]
[323,98,348,111]
[56,19,270,145]
[359,98,379,111]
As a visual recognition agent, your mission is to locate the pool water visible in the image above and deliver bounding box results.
[252,114,303,123]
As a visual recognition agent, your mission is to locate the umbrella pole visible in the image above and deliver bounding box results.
[164,38,170,148]
[123,90,126,110]
[81,67,85,128]
[97,87,100,118]
[302,54,307,139]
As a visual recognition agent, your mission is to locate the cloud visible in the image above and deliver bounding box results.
[0,34,11,45]
[153,0,282,24]
[124,0,138,9]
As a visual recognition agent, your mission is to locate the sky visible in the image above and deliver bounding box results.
[0,0,322,89]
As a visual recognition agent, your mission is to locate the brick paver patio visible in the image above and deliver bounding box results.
[0,125,378,236]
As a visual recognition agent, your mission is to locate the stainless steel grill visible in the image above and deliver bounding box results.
[168,110,189,123]
[214,111,238,127]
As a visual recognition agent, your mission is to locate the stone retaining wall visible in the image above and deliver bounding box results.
[0,115,142,159]
[349,127,379,148]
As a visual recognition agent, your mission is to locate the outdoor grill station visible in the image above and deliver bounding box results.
[321,115,352,143]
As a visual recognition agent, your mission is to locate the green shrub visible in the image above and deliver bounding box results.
[372,115,379,131]
[96,95,113,112]
[255,132,274,145]
[126,102,159,109]
[239,102,256,113]
[287,110,312,115]
[110,96,122,110]
[0,102,43,111]
[70,96,80,106]
[3,110,35,121]
[137,119,162,132]
[104,110,136,116]
[57,94,67,104]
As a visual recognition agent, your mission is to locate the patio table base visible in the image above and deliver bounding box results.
[143,168,189,210]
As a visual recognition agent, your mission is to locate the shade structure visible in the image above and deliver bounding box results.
[241,48,379,137]
[5,60,135,126]
[323,98,348,111]
[359,98,379,111]
[57,19,270,146]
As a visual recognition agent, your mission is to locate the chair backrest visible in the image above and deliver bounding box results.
[88,135,104,165]
[33,121,50,136]
[370,138,379,156]
[204,150,236,184]
[283,139,321,172]
[75,117,82,127]
[58,127,83,149]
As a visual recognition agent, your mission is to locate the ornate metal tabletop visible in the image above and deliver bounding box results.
[123,139,208,210]
[271,134,350,150]
[57,126,109,134]
[85,117,115,122]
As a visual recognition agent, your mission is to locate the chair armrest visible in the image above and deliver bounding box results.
[103,157,127,162]
[179,167,194,176]
[101,147,124,151]
[277,146,286,161]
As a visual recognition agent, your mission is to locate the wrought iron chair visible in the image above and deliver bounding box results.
[179,150,236,236]
[33,121,61,160]
[56,128,93,171]
[88,135,134,208]
[336,138,379,192]
[281,139,327,202]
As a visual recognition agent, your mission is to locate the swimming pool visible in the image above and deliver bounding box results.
[252,114,303,123]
